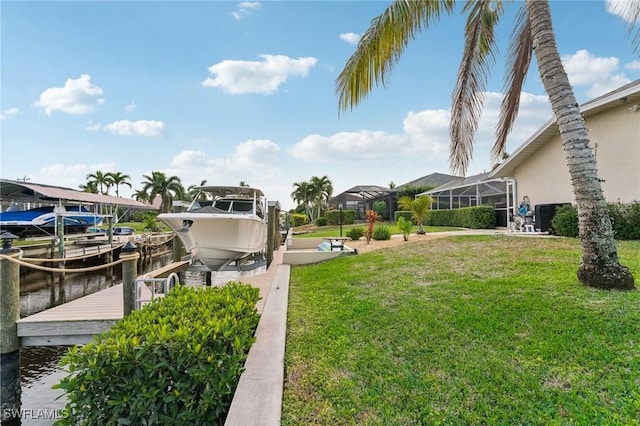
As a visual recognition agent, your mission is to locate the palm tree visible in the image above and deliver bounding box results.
[106,172,131,197]
[79,181,98,194]
[86,170,113,195]
[291,181,314,221]
[140,171,184,213]
[309,175,334,219]
[336,0,637,290]
[187,180,209,202]
[133,189,151,204]
[398,195,433,235]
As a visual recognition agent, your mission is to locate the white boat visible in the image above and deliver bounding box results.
[158,186,268,271]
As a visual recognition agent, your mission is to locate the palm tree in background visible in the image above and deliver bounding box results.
[309,175,333,220]
[291,181,314,221]
[140,171,184,213]
[86,170,113,195]
[336,0,639,289]
[188,180,209,202]
[133,189,151,204]
[106,172,132,197]
[79,181,98,194]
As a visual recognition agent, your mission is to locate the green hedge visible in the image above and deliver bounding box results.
[325,209,355,225]
[551,202,640,240]
[54,283,260,425]
[393,210,414,223]
[425,206,496,229]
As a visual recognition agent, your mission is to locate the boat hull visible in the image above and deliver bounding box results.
[158,212,267,270]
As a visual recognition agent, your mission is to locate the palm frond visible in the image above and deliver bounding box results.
[494,3,532,164]
[336,0,455,115]
[450,0,503,176]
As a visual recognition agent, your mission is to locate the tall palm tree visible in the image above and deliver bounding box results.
[86,170,113,195]
[140,171,184,213]
[336,0,638,290]
[291,181,314,221]
[309,175,334,219]
[106,172,131,197]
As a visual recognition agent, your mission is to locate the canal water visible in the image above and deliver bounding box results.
[14,250,173,426]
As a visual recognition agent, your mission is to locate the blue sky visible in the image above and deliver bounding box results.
[1,1,639,210]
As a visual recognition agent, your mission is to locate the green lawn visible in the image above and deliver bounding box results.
[282,235,640,425]
[292,223,464,238]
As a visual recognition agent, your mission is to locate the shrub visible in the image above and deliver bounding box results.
[396,217,412,241]
[394,210,414,224]
[291,213,308,227]
[315,217,327,226]
[346,226,365,241]
[372,201,387,220]
[372,225,392,240]
[325,210,356,226]
[550,204,579,237]
[608,202,640,240]
[364,209,380,244]
[54,283,260,425]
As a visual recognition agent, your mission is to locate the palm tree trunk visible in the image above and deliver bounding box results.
[527,0,634,289]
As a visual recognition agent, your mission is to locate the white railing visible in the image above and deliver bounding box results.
[135,272,180,309]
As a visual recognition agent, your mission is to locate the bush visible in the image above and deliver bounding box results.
[315,217,327,226]
[372,201,387,220]
[291,213,308,227]
[346,226,365,241]
[325,209,356,225]
[550,205,579,237]
[608,202,640,240]
[426,206,496,229]
[54,283,260,425]
[394,210,414,224]
[372,225,392,240]
[396,217,412,241]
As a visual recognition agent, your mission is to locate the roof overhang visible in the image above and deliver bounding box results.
[0,179,156,210]
[490,79,640,178]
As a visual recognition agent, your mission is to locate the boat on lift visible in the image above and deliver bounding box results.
[157,186,268,271]
[0,204,103,237]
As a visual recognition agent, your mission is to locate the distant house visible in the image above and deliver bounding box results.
[330,173,458,220]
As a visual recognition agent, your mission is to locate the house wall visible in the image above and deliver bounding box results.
[512,103,640,207]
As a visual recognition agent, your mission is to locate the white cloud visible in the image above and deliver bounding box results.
[232,1,261,19]
[0,107,19,120]
[103,120,166,137]
[38,162,116,190]
[85,120,102,131]
[125,102,136,111]
[561,50,632,98]
[32,74,104,115]
[288,130,405,162]
[606,0,640,23]
[625,59,640,71]
[167,139,282,190]
[202,54,317,94]
[339,32,361,45]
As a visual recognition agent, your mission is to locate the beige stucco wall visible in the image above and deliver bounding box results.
[513,103,640,206]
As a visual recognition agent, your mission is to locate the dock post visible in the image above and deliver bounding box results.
[172,236,183,262]
[120,242,140,316]
[0,247,22,422]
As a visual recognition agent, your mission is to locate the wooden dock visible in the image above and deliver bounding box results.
[16,260,191,347]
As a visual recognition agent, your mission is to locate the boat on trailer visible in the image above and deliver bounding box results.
[0,204,103,237]
[158,186,268,271]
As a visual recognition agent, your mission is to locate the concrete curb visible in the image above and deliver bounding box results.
[225,263,290,426]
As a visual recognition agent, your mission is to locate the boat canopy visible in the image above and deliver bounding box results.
[0,179,155,210]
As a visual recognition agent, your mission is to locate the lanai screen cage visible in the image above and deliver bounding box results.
[422,173,514,227]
